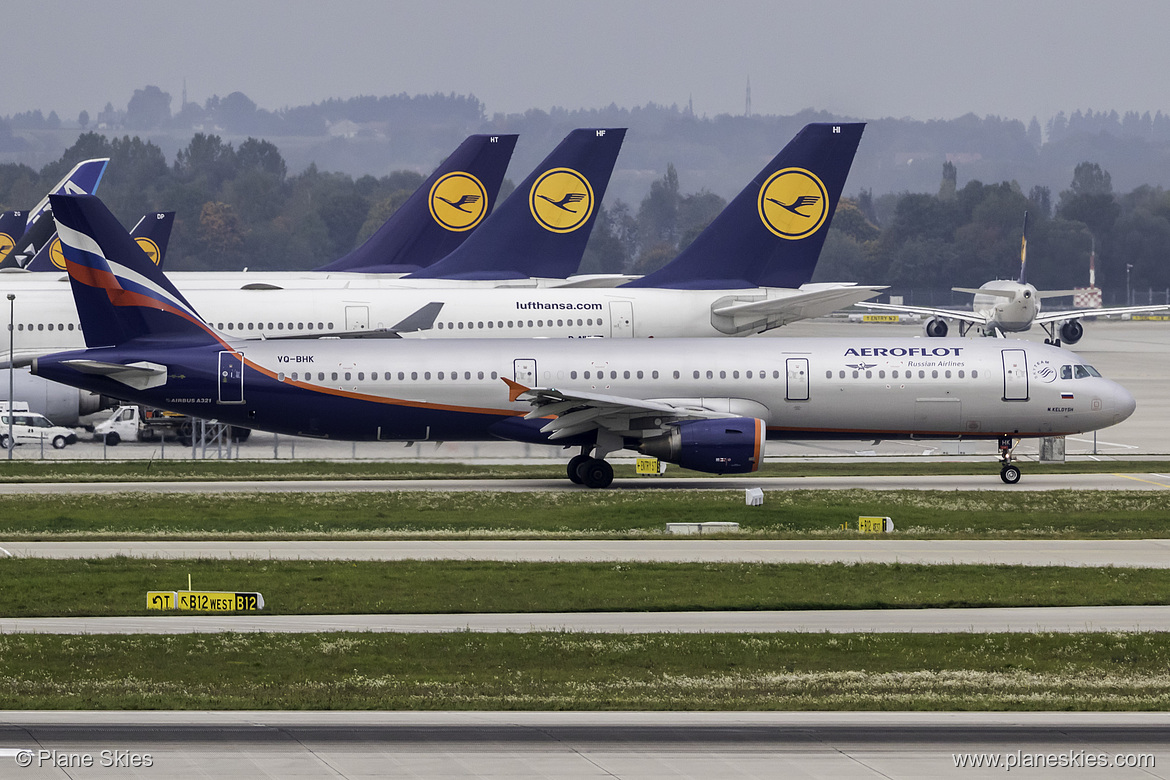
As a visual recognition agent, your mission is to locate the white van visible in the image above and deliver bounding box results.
[0,410,78,449]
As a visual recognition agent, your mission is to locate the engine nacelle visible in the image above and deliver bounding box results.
[638,417,764,474]
[7,369,104,425]
[923,317,949,338]
[1060,319,1084,345]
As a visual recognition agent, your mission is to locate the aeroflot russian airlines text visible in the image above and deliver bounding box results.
[515,302,604,310]
[844,346,964,357]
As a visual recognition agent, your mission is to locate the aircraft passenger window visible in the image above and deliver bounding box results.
[291,373,297,381]
[438,323,444,329]
[458,322,464,329]
[624,371,630,379]
[478,322,484,329]
[945,370,951,379]
[343,372,350,381]
[746,371,753,379]
[487,321,493,329]
[706,370,714,379]
[527,320,534,327]
[1075,365,1091,379]
[919,370,926,379]
[598,318,603,325]
[307,323,313,330]
[557,320,563,327]
[611,371,617,379]
[16,324,22,331]
[577,319,583,326]
[958,370,964,378]
[69,324,74,330]
[826,371,832,379]
[240,323,246,330]
[587,319,593,326]
[464,372,471,380]
[398,372,405,380]
[277,323,284,330]
[892,370,899,378]
[331,372,338,381]
[852,371,859,379]
[424,372,431,380]
[37,324,43,331]
[478,371,484,379]
[879,370,885,379]
[358,372,364,381]
[267,323,273,330]
[491,372,498,380]
[438,372,444,380]
[673,371,680,379]
[839,371,845,379]
[584,371,591,379]
[637,371,644,379]
[411,372,418,380]
[733,371,740,379]
[932,370,938,379]
[693,371,700,379]
[318,372,324,381]
[972,370,978,378]
[571,371,578,379]
[47,323,53,331]
[719,370,726,379]
[497,321,503,328]
[277,372,285,382]
[773,371,780,379]
[507,321,514,328]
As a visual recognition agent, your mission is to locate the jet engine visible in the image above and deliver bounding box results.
[923,317,949,338]
[638,417,764,474]
[8,369,104,425]
[1059,319,1084,345]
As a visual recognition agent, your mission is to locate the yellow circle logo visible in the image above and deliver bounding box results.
[757,167,829,240]
[136,237,162,265]
[529,168,594,233]
[429,172,488,232]
[50,237,67,270]
[0,232,13,259]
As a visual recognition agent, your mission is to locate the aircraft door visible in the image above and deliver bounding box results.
[218,351,245,404]
[609,301,633,338]
[1001,348,1028,401]
[513,358,537,386]
[785,357,810,401]
[345,305,370,332]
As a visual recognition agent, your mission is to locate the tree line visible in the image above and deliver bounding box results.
[0,131,1167,305]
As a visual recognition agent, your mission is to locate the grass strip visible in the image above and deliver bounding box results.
[0,489,1167,539]
[2,632,1170,710]
[2,560,1169,617]
[0,459,1164,482]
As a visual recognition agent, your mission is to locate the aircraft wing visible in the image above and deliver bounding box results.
[856,301,990,327]
[712,284,885,328]
[504,379,734,440]
[260,302,444,340]
[1034,303,1170,326]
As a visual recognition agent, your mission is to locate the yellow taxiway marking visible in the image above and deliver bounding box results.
[1113,473,1170,489]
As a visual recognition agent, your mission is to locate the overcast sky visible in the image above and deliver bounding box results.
[7,0,1169,126]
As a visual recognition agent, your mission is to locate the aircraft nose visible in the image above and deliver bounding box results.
[1115,384,1137,424]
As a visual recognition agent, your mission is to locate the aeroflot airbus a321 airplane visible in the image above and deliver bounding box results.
[32,194,1137,487]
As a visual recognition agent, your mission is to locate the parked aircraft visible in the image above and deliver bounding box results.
[0,211,24,264]
[861,213,1170,345]
[0,158,109,269]
[5,126,879,368]
[31,193,1136,486]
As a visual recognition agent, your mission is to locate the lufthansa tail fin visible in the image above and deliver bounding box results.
[406,128,626,280]
[315,134,518,273]
[24,210,175,272]
[624,123,864,289]
[49,194,214,349]
[0,210,27,268]
[7,158,109,268]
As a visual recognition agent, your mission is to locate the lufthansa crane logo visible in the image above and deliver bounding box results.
[529,167,594,233]
[0,232,13,259]
[429,172,489,232]
[50,237,67,270]
[758,167,829,240]
[136,237,162,265]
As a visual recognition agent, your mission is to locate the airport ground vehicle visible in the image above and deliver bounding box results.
[94,404,250,446]
[0,402,77,449]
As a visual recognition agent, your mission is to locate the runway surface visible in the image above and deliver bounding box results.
[2,471,1169,494]
[5,605,1170,635]
[6,538,1170,567]
[0,711,1166,779]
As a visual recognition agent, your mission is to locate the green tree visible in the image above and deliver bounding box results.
[125,86,172,131]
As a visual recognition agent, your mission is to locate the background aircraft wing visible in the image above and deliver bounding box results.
[856,301,990,327]
[1034,303,1170,325]
[505,380,734,440]
[711,284,885,328]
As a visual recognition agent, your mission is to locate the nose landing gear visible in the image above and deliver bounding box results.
[998,435,1021,484]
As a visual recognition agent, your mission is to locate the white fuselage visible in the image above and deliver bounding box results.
[144,336,1134,442]
[971,280,1041,333]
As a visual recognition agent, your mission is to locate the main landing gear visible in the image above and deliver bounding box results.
[566,446,615,488]
[998,435,1021,484]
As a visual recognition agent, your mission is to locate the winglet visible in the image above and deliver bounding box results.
[503,376,530,403]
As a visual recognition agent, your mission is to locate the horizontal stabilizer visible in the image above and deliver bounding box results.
[60,359,167,390]
[953,286,1016,298]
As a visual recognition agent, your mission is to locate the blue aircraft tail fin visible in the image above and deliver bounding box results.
[0,210,27,268]
[8,158,109,268]
[24,211,175,272]
[49,195,214,348]
[407,128,626,280]
[624,123,864,289]
[315,134,518,273]
[1016,211,1029,285]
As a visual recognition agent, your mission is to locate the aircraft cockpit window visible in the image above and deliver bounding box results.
[1060,365,1073,380]
[1084,365,1102,377]
[1073,365,1090,379]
